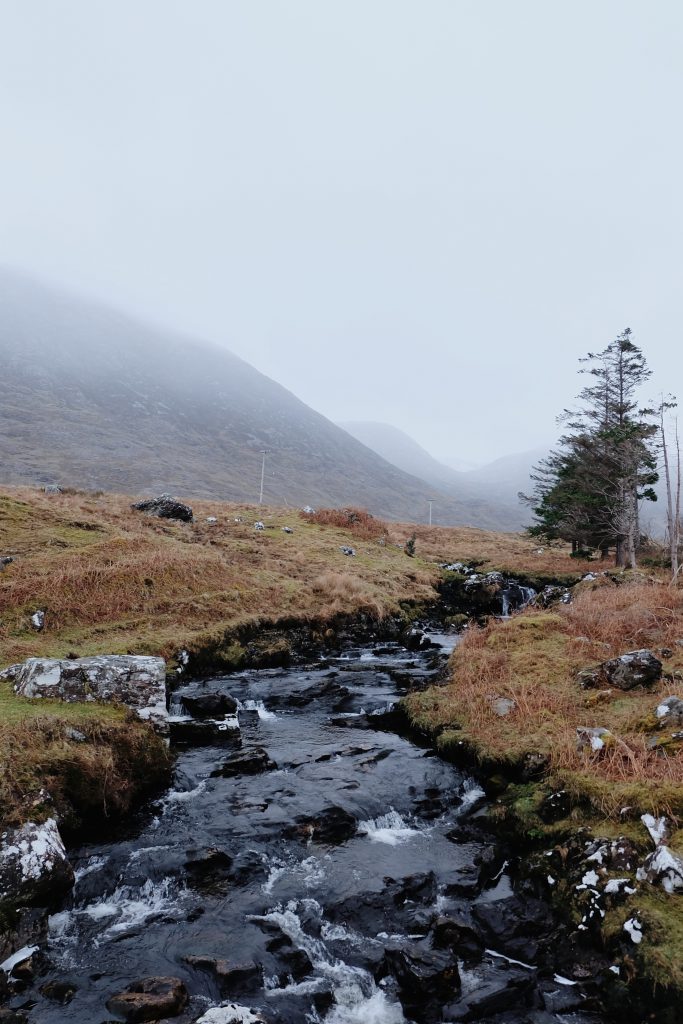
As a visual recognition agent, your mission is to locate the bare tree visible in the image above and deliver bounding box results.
[660,400,681,582]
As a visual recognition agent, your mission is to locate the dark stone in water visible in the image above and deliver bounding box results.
[443,962,536,1021]
[285,805,357,844]
[431,914,485,960]
[182,692,238,717]
[380,941,460,1022]
[210,747,277,777]
[184,955,261,992]
[472,894,555,963]
[169,720,242,747]
[287,678,351,707]
[184,847,233,887]
[105,976,188,1022]
[39,979,78,1004]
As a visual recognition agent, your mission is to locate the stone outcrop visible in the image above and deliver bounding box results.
[0,819,73,912]
[1,655,168,733]
[130,494,193,522]
[577,649,662,691]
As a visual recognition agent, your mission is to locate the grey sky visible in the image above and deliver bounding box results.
[0,1,681,464]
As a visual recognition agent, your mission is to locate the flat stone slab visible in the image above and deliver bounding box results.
[1,655,168,733]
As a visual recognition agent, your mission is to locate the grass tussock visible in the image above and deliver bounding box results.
[0,683,171,831]
[302,507,389,541]
[408,578,683,820]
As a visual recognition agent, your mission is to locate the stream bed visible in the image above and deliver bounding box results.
[20,631,608,1023]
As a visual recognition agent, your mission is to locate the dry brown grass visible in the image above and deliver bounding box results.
[408,578,683,818]
[384,521,596,577]
[0,487,439,666]
[302,507,389,541]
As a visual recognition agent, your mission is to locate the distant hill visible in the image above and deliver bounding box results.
[0,270,522,529]
[341,421,545,531]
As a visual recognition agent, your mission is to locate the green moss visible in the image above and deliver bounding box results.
[0,681,126,724]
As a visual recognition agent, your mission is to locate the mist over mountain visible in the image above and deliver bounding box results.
[0,270,525,530]
[340,421,545,532]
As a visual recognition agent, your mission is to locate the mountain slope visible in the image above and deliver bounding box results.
[341,420,541,531]
[0,270,516,528]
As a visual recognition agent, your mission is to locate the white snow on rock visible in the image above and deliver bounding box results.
[637,846,683,893]
[641,813,670,846]
[2,655,168,734]
[0,944,39,974]
[0,818,73,907]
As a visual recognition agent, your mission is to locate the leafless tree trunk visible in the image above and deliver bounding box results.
[661,408,681,582]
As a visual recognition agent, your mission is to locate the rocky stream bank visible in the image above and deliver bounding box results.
[0,572,677,1023]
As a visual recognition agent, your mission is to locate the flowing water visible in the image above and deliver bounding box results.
[23,632,606,1023]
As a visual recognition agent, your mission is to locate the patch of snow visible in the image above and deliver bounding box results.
[623,917,643,944]
[1,945,38,974]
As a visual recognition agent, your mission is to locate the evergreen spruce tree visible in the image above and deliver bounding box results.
[523,330,658,567]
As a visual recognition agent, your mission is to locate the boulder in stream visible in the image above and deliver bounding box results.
[210,747,277,777]
[286,805,357,844]
[106,976,188,1021]
[181,692,238,717]
[0,819,73,912]
[380,941,460,1022]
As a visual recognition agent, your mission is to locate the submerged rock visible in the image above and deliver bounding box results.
[286,805,357,844]
[210,747,277,777]
[0,819,73,912]
[169,720,241,747]
[130,494,193,522]
[106,976,188,1021]
[2,655,168,734]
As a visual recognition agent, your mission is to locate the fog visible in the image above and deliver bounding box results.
[0,1,681,464]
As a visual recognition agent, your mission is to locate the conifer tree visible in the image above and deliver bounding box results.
[523,330,659,567]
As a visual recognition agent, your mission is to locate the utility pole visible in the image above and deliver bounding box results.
[259,450,268,504]
[427,499,435,526]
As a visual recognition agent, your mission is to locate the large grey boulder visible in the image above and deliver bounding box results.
[577,649,662,691]
[1,655,168,733]
[0,819,73,911]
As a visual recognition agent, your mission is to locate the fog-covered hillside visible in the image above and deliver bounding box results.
[0,271,521,529]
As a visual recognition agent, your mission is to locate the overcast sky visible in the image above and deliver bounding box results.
[0,1,681,464]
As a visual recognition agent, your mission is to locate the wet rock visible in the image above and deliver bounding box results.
[39,978,78,1004]
[431,914,485,960]
[184,847,234,887]
[2,655,168,734]
[404,628,430,652]
[264,934,313,981]
[106,976,188,1021]
[472,894,555,962]
[539,977,589,1013]
[130,494,193,522]
[0,819,73,912]
[210,747,277,777]
[182,692,238,717]
[184,955,261,992]
[578,649,662,691]
[169,720,242,747]
[286,805,357,844]
[520,750,550,781]
[286,678,351,707]
[443,963,535,1021]
[380,941,460,1022]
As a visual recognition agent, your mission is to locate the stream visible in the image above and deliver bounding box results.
[22,630,607,1023]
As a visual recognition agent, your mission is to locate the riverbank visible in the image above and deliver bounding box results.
[405,572,683,1013]
[0,486,584,834]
